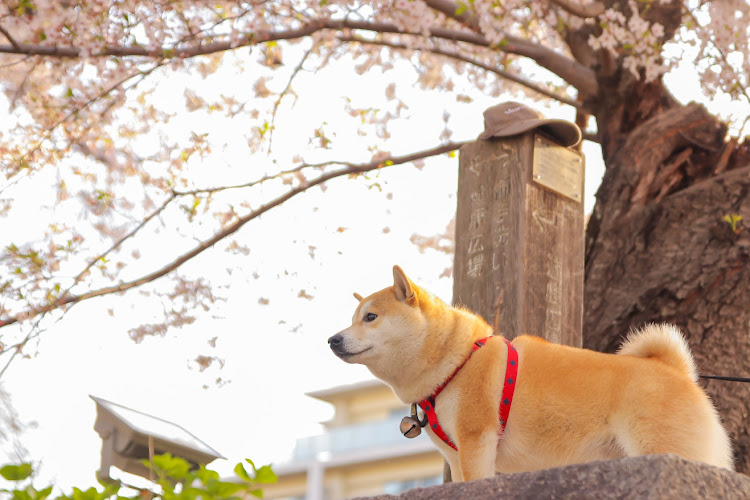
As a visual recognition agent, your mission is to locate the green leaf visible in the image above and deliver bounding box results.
[155,478,175,498]
[11,490,33,500]
[151,453,191,480]
[99,481,121,499]
[197,464,219,484]
[722,213,743,232]
[33,486,54,500]
[206,480,245,497]
[248,489,263,499]
[233,463,252,483]
[16,0,35,15]
[0,463,33,481]
[67,486,111,500]
[176,486,204,500]
[253,465,277,485]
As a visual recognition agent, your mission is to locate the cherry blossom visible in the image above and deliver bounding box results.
[0,0,748,369]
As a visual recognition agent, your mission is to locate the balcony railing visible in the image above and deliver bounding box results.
[292,415,427,461]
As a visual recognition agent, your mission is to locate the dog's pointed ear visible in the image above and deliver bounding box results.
[393,265,417,304]
[353,292,364,302]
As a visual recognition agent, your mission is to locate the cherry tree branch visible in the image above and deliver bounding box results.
[267,46,313,153]
[70,194,178,285]
[338,34,582,108]
[499,34,596,97]
[422,0,597,97]
[424,0,480,29]
[9,57,39,109]
[425,0,604,28]
[0,24,20,50]
[0,19,598,96]
[0,302,71,379]
[173,160,330,196]
[0,53,30,69]
[13,62,164,171]
[0,196,175,376]
[0,141,467,330]
[0,20,391,58]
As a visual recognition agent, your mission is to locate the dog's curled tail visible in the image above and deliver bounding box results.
[617,324,698,382]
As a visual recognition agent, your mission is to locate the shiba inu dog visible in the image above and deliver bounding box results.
[328,266,734,481]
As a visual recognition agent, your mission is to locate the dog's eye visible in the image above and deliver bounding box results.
[364,313,378,322]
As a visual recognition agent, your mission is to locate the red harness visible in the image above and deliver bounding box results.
[417,337,518,451]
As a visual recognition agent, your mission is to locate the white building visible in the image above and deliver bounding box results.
[262,380,444,500]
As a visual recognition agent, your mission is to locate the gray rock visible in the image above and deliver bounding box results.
[355,455,750,499]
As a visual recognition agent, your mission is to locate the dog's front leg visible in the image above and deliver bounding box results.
[445,454,463,483]
[456,429,498,481]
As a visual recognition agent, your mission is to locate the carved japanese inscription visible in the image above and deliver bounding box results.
[455,135,583,348]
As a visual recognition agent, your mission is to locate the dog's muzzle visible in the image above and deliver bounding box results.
[328,333,371,359]
[328,333,345,355]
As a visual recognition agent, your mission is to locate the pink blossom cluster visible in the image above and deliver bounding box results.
[470,0,561,48]
[686,1,749,101]
[391,0,436,36]
[588,1,667,82]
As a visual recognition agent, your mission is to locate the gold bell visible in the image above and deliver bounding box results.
[400,416,422,438]
[399,403,427,439]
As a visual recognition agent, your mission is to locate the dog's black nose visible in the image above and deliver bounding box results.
[328,334,343,346]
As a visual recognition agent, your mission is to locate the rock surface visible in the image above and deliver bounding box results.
[355,455,750,499]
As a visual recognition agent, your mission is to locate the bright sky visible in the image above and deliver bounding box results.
[0,32,745,494]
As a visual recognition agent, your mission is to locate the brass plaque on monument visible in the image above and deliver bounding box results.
[532,134,584,202]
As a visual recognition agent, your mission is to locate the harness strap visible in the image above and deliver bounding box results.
[417,337,518,451]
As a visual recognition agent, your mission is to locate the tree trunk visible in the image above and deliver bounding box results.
[583,81,750,472]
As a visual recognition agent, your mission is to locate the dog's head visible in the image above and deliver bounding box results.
[328,265,427,376]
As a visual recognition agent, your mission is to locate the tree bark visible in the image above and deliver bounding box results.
[584,84,750,472]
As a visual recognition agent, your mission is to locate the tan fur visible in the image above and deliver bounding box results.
[328,266,734,480]
[618,323,698,381]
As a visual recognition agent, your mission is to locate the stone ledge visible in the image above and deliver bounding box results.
[356,455,750,499]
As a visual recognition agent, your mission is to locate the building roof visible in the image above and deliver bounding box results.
[305,379,389,403]
[90,395,224,459]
